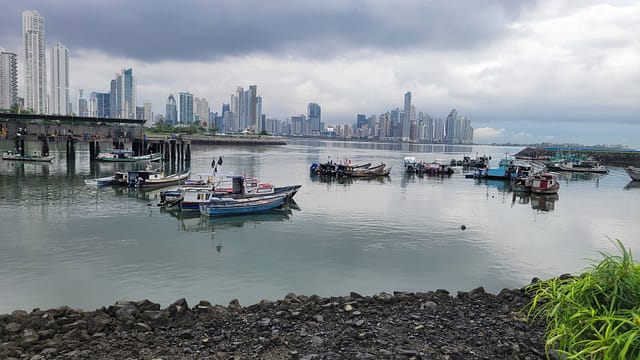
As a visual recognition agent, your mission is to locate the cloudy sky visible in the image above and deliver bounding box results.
[1,0,639,147]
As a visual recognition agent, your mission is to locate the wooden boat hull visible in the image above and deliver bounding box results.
[178,184,301,211]
[199,195,287,217]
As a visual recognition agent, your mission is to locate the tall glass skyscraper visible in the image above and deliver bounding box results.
[109,68,136,118]
[402,91,412,141]
[165,94,177,125]
[178,92,193,125]
[22,10,47,114]
[50,43,69,115]
[0,52,18,110]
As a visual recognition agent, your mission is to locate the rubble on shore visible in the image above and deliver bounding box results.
[1,287,547,359]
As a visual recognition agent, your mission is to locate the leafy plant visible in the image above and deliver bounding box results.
[526,239,640,359]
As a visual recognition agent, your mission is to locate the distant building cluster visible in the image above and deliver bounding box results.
[318,92,474,144]
[0,10,474,143]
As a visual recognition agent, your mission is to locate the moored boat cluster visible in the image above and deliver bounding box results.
[310,159,391,178]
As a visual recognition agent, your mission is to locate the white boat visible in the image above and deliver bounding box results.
[404,156,418,172]
[625,166,640,181]
[128,169,191,189]
[96,150,162,162]
[2,150,54,162]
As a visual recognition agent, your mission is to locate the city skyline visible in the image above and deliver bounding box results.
[0,1,638,147]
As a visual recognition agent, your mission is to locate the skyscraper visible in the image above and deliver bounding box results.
[122,68,135,119]
[50,43,69,115]
[248,85,257,131]
[308,103,321,136]
[89,91,109,118]
[109,68,135,118]
[0,52,18,110]
[22,10,47,114]
[178,91,193,125]
[402,91,412,141]
[143,101,153,126]
[165,94,177,125]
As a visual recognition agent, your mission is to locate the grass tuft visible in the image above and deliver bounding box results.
[526,239,640,359]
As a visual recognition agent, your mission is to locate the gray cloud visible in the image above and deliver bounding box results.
[1,0,535,62]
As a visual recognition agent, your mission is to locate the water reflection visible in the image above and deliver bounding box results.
[555,171,603,182]
[511,192,559,212]
[310,174,390,186]
[159,207,295,233]
[624,181,640,190]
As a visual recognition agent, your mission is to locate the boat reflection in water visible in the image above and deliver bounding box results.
[624,181,640,191]
[160,203,298,233]
[512,192,559,212]
[311,174,390,186]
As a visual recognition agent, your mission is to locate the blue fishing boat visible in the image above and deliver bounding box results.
[199,194,287,217]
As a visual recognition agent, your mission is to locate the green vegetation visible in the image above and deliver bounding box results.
[146,120,217,135]
[0,105,32,114]
[526,239,640,359]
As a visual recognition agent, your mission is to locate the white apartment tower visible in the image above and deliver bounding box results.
[0,52,18,110]
[23,10,47,114]
[50,43,69,115]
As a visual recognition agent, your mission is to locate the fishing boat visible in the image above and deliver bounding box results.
[530,173,560,194]
[128,168,191,189]
[544,152,608,174]
[161,174,301,211]
[625,166,640,181]
[199,193,288,217]
[96,149,162,162]
[2,150,54,162]
[341,162,391,177]
[416,160,454,176]
[404,157,418,173]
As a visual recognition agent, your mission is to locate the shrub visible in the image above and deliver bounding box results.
[526,239,640,359]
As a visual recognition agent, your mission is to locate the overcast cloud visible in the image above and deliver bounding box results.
[1,0,639,147]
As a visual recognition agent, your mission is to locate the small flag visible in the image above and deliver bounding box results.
[211,157,216,168]
[217,156,223,166]
[214,166,217,173]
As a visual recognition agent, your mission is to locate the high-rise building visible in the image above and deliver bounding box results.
[445,109,459,144]
[178,91,193,125]
[50,43,69,115]
[0,52,18,110]
[248,85,257,131]
[308,103,321,136]
[123,68,135,118]
[22,10,47,114]
[109,68,135,118]
[194,97,210,126]
[402,91,411,141]
[165,94,177,125]
[143,101,152,126]
[89,92,109,118]
[78,89,88,117]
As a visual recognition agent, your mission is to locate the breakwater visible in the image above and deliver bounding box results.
[516,147,640,166]
[0,288,546,359]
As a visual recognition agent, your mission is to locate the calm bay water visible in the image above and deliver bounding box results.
[1,139,639,314]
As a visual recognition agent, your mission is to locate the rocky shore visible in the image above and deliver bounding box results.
[0,287,548,359]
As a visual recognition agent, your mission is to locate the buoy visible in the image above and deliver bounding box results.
[461,225,466,230]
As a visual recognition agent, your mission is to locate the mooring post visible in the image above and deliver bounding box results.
[40,136,49,157]
[66,136,76,160]
[89,140,96,160]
